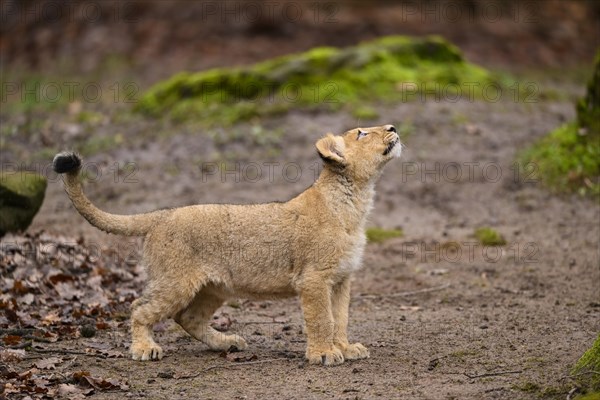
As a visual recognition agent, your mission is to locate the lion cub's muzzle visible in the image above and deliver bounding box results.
[383,132,400,156]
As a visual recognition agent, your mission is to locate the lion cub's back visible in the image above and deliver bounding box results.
[145,202,299,293]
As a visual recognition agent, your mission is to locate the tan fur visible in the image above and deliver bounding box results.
[57,125,402,365]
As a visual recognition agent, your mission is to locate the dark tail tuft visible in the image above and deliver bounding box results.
[53,151,82,174]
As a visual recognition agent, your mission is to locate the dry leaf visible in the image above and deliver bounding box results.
[35,357,63,370]
[225,353,258,363]
[2,335,22,345]
[0,349,26,362]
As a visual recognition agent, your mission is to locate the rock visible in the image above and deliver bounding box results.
[576,51,599,136]
[0,172,47,236]
[80,324,96,338]
[136,35,493,124]
[572,333,600,392]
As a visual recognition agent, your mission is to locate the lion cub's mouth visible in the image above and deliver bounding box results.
[383,139,399,156]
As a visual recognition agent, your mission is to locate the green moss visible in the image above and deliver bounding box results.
[0,172,47,235]
[519,52,600,197]
[474,227,506,246]
[366,227,403,244]
[76,110,104,125]
[575,392,600,400]
[572,334,600,393]
[352,106,379,120]
[519,122,600,196]
[577,52,600,136]
[136,35,496,125]
[80,133,124,156]
[513,381,541,393]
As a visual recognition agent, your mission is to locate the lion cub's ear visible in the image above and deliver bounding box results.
[316,134,346,165]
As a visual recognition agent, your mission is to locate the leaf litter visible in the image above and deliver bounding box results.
[1,232,138,398]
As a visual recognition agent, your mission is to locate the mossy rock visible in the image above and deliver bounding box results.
[576,51,600,136]
[366,227,403,244]
[474,227,506,246]
[136,35,494,124]
[0,172,47,235]
[520,52,600,197]
[572,334,600,394]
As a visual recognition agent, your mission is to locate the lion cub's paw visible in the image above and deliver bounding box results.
[307,347,344,366]
[207,334,248,351]
[341,343,369,360]
[131,343,163,361]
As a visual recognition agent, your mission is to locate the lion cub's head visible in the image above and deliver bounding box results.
[316,125,401,182]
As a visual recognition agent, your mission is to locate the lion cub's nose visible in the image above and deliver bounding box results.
[385,125,396,133]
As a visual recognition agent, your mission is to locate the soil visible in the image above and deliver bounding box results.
[2,1,600,399]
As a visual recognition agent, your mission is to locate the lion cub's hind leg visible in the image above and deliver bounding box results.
[175,287,248,351]
[130,279,202,361]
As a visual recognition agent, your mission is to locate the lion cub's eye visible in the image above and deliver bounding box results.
[357,129,368,140]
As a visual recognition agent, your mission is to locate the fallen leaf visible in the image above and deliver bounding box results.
[2,335,22,345]
[0,349,26,362]
[41,313,61,326]
[35,357,63,370]
[54,282,84,300]
[73,371,129,391]
[58,383,92,399]
[19,293,35,306]
[225,353,258,363]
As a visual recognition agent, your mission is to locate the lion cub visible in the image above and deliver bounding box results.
[53,125,401,366]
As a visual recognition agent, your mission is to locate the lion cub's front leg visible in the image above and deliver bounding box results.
[331,277,369,361]
[300,278,344,366]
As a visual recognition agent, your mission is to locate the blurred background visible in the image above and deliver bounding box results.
[2,0,598,81]
[1,1,599,399]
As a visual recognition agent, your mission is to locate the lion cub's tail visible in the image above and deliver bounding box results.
[53,152,165,236]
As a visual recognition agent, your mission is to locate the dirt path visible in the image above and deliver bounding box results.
[5,87,594,399]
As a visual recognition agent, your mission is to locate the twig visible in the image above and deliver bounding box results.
[356,284,451,300]
[22,335,55,343]
[8,340,33,349]
[27,348,108,359]
[176,358,290,379]
[0,328,39,335]
[427,354,450,371]
[560,371,600,380]
[566,387,579,400]
[463,370,523,379]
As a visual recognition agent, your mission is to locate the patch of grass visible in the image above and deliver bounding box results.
[519,122,600,196]
[572,334,600,393]
[398,120,415,139]
[80,134,124,156]
[451,112,469,125]
[352,106,379,120]
[366,227,403,244]
[76,110,104,125]
[513,381,541,393]
[136,35,497,125]
[575,392,600,400]
[449,349,478,360]
[474,227,506,246]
